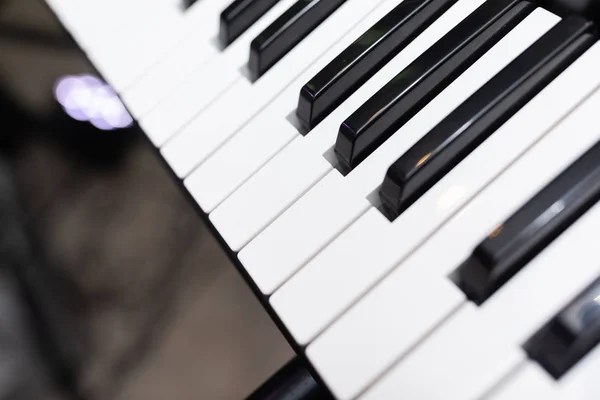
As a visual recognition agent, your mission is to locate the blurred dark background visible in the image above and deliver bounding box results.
[0,1,292,399]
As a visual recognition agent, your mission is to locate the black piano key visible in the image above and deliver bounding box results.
[219,0,282,47]
[379,16,596,220]
[524,275,600,379]
[334,0,532,172]
[296,0,458,130]
[249,0,347,81]
[183,0,199,10]
[457,137,600,305]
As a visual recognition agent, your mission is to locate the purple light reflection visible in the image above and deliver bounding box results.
[54,74,133,131]
[90,117,115,131]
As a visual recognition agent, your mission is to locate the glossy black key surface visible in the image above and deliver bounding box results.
[379,16,596,220]
[457,137,600,305]
[219,0,281,47]
[249,0,347,81]
[524,275,600,379]
[334,0,532,173]
[296,0,458,130]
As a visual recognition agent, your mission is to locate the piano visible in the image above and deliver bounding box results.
[43,0,600,398]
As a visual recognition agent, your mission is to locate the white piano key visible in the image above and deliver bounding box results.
[185,106,299,213]
[135,0,299,142]
[245,171,373,294]
[122,41,219,119]
[89,0,213,92]
[485,363,557,400]
[304,54,600,399]
[140,54,242,147]
[70,4,181,86]
[185,0,408,213]
[47,0,157,53]
[359,193,600,400]
[214,136,334,250]
[488,347,600,400]
[304,208,466,400]
[542,350,600,400]
[46,0,124,39]
[117,0,228,115]
[160,0,392,177]
[209,0,488,251]
[124,0,296,120]
[121,0,229,92]
[237,9,557,295]
[88,0,181,59]
[307,238,466,400]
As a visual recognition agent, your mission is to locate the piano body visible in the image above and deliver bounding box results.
[43,0,600,398]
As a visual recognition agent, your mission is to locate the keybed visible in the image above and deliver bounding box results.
[44,0,600,398]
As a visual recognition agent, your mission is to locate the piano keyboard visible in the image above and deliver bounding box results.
[45,0,600,398]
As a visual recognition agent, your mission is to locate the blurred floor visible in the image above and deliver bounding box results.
[0,0,293,399]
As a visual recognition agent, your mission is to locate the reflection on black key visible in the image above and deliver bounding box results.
[296,0,458,130]
[219,0,282,47]
[524,275,600,379]
[249,0,347,81]
[334,0,531,172]
[379,16,596,220]
[457,138,600,305]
